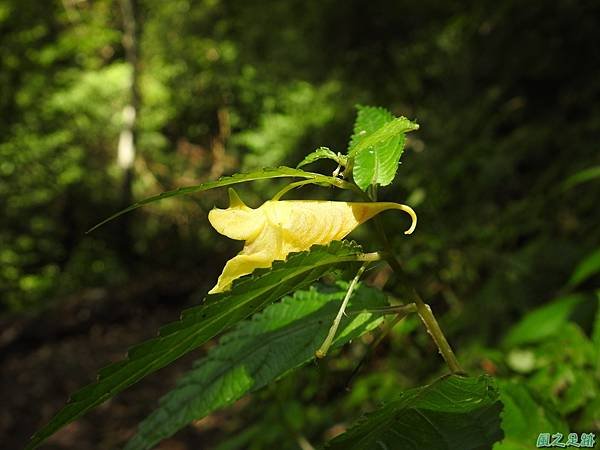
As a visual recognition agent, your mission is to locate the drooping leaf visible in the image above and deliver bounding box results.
[297,147,344,169]
[125,285,389,450]
[325,375,503,450]
[568,247,600,287]
[348,105,394,153]
[86,166,356,233]
[25,241,365,450]
[503,294,585,347]
[350,116,419,191]
[494,380,568,450]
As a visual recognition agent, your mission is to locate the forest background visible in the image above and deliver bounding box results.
[1,0,599,449]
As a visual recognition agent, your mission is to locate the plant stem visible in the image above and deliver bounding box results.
[366,303,417,315]
[271,173,363,200]
[296,435,315,450]
[354,252,382,262]
[316,262,368,358]
[412,289,464,374]
[373,216,464,374]
[271,179,321,200]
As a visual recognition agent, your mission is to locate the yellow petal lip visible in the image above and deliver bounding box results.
[208,207,265,241]
[208,191,417,294]
[384,202,417,235]
[348,201,416,235]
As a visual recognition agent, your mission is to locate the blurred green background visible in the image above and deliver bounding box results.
[1,0,599,449]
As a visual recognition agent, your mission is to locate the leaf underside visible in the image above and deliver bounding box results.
[125,285,388,450]
[326,375,503,450]
[26,241,363,450]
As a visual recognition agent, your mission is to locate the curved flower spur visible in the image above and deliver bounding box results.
[208,188,417,294]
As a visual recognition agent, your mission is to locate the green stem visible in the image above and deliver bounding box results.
[296,435,315,450]
[368,183,378,201]
[374,216,464,374]
[365,303,417,315]
[271,175,363,201]
[412,289,464,374]
[316,262,369,358]
[354,252,382,262]
[271,179,321,200]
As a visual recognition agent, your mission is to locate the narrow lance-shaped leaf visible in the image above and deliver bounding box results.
[502,294,585,347]
[326,375,503,450]
[568,247,600,287]
[87,166,357,232]
[125,285,389,450]
[562,165,600,190]
[26,241,367,450]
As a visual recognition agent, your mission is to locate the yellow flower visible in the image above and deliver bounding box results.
[208,189,417,293]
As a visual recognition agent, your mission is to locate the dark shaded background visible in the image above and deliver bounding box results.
[1,0,599,448]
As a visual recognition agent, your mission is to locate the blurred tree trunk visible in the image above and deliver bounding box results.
[118,0,140,259]
[210,107,231,179]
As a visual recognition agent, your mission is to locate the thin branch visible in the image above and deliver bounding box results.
[296,435,315,450]
[365,303,417,315]
[412,289,464,374]
[271,179,324,200]
[271,175,363,201]
[316,263,369,358]
[373,216,465,374]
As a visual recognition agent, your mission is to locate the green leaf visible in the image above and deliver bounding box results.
[87,166,356,233]
[349,113,419,158]
[494,380,568,450]
[25,241,365,450]
[125,285,388,450]
[297,147,345,168]
[348,105,394,153]
[350,116,419,191]
[325,375,503,450]
[353,129,403,191]
[593,291,600,375]
[562,165,600,190]
[502,294,585,347]
[568,247,600,287]
[526,323,597,415]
